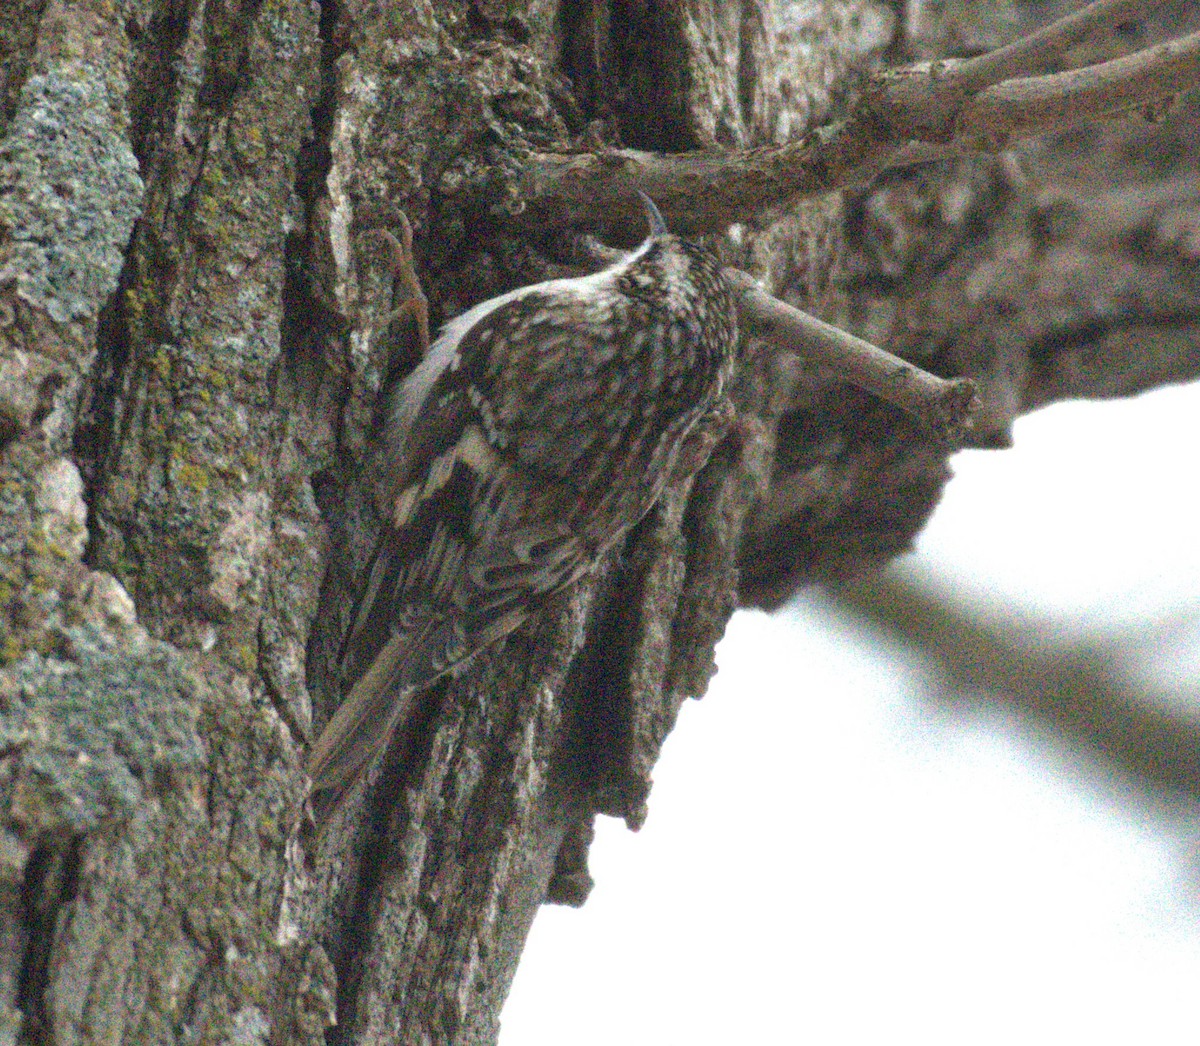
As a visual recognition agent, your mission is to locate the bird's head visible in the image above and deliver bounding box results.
[618,192,728,325]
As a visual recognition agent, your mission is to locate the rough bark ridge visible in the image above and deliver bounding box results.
[0,0,1196,1041]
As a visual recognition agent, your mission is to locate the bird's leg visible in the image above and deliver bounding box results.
[357,218,435,517]
[362,214,430,359]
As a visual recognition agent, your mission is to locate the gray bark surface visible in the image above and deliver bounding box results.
[0,0,1195,1041]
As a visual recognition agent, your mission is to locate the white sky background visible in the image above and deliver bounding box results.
[501,382,1200,1044]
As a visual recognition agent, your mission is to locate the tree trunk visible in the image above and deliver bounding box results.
[0,0,1196,1041]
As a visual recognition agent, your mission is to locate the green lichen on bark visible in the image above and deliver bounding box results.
[0,67,143,326]
[0,627,203,835]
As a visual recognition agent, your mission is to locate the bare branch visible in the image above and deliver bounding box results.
[504,1,1197,236]
[833,572,1200,800]
[960,30,1200,146]
[726,270,979,443]
[949,0,1152,89]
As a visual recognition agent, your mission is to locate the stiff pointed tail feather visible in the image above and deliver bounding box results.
[308,603,527,795]
[306,633,417,794]
[307,614,453,795]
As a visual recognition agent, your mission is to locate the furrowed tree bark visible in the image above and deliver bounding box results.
[0,0,1197,1044]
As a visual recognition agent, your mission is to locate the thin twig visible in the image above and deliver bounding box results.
[725,270,979,443]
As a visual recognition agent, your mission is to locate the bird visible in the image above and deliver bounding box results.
[307,193,739,795]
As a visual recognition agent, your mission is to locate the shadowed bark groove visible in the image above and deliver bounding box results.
[0,0,1197,1041]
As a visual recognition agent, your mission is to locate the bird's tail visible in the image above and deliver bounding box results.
[306,605,523,797]
[306,614,451,796]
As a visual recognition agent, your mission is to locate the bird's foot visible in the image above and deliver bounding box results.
[361,214,430,357]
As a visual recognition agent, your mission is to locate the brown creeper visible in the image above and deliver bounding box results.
[307,195,738,793]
